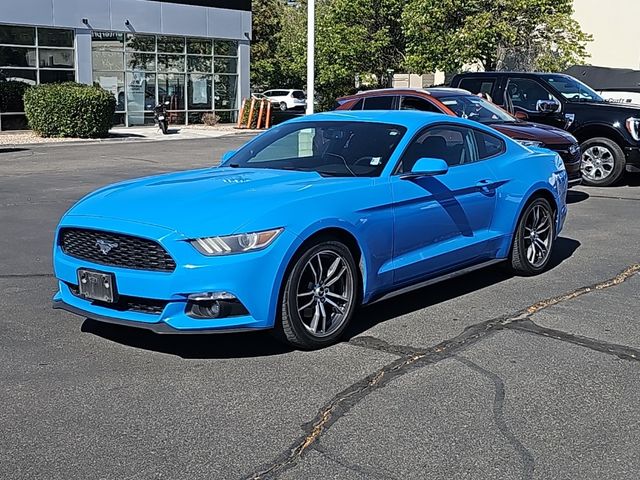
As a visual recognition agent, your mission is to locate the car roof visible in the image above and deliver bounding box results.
[425,87,472,97]
[454,71,568,78]
[285,110,470,128]
[340,87,471,100]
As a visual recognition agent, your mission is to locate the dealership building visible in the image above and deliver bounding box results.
[0,0,251,130]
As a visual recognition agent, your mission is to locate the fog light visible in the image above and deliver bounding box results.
[185,292,249,319]
[188,300,230,319]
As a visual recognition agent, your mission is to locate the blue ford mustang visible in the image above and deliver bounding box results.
[53,111,567,348]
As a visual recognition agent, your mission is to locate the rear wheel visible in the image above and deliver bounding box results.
[278,240,358,349]
[510,197,555,276]
[580,137,625,186]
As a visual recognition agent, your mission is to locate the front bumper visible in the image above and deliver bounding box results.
[52,299,268,334]
[553,145,582,187]
[625,146,640,172]
[53,216,295,333]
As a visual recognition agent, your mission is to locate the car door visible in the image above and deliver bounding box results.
[390,124,500,286]
[504,77,566,129]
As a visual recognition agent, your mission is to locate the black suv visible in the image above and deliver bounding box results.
[450,72,640,186]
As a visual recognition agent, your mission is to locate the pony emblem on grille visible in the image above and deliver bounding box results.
[96,239,119,255]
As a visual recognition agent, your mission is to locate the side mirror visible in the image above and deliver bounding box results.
[402,158,449,179]
[221,150,237,163]
[536,99,561,114]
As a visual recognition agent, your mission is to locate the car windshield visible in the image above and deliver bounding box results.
[541,75,604,102]
[439,95,516,123]
[223,121,407,177]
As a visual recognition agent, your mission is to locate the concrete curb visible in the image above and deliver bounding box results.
[0,127,261,149]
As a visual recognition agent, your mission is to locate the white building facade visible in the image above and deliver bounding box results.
[0,0,251,129]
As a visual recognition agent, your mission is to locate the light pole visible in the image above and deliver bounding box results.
[306,0,315,115]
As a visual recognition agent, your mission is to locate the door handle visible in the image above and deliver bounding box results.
[476,179,495,194]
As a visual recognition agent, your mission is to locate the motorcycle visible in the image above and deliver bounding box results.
[154,101,170,135]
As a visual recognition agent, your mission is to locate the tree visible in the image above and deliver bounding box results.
[251,0,286,91]
[250,0,407,108]
[277,0,407,109]
[402,0,592,73]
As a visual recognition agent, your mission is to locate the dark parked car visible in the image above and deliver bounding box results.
[450,72,640,186]
[336,88,582,187]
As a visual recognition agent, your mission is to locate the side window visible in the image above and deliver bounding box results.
[362,96,396,110]
[349,98,364,110]
[398,125,477,173]
[505,78,554,112]
[474,130,505,159]
[400,96,441,113]
[458,78,495,96]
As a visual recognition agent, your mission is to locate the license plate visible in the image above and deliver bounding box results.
[158,116,165,121]
[77,269,117,303]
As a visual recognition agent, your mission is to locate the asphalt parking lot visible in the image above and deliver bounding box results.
[1,137,639,480]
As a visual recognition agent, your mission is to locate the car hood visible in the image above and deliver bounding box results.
[65,167,354,238]
[568,100,640,114]
[492,121,577,146]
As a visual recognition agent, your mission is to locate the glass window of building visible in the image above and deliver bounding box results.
[0,25,75,130]
[91,31,239,127]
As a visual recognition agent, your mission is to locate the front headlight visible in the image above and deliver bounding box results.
[190,228,283,256]
[516,140,544,148]
[626,117,640,142]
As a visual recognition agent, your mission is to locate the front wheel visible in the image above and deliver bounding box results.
[510,198,555,276]
[278,240,358,349]
[279,101,288,112]
[580,137,625,186]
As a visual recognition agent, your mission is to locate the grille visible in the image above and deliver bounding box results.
[68,284,168,315]
[59,228,176,272]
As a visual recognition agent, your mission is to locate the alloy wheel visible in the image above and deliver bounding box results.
[295,250,354,338]
[581,145,615,181]
[524,204,553,268]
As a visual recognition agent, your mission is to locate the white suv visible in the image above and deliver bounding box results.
[261,89,307,111]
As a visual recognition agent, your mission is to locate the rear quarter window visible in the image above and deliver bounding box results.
[474,130,506,159]
[362,96,396,110]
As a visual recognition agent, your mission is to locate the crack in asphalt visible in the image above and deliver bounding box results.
[587,194,640,202]
[507,319,640,362]
[243,263,640,479]
[455,356,536,479]
[0,273,54,279]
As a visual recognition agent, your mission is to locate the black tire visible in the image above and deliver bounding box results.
[160,120,168,135]
[279,101,288,112]
[510,197,555,276]
[580,137,625,187]
[276,240,358,349]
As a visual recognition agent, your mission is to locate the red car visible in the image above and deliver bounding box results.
[336,88,582,187]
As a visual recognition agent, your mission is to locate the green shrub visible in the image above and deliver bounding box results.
[201,112,221,126]
[24,82,116,138]
[0,80,29,113]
